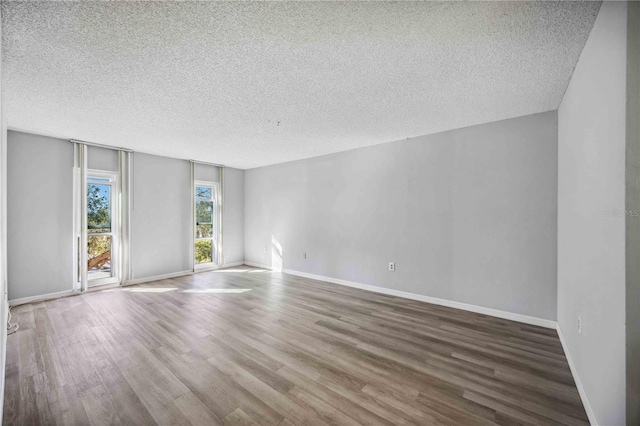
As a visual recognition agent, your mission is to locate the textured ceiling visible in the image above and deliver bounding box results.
[2,1,600,169]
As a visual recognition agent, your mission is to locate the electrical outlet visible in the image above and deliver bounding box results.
[577,316,582,335]
[263,246,268,254]
[389,262,395,271]
[303,252,307,259]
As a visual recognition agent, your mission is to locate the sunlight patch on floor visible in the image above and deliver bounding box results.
[124,287,177,293]
[182,288,251,294]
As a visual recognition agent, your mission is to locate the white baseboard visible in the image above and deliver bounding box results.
[7,263,258,305]
[196,261,245,273]
[246,264,591,422]
[9,289,76,306]
[8,261,589,425]
[244,261,273,269]
[123,262,246,286]
[221,261,246,269]
[243,263,556,329]
[556,323,597,425]
[123,270,193,286]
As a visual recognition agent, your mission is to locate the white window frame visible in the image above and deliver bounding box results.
[86,169,119,287]
[194,180,220,270]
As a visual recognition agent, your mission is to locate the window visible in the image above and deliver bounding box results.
[87,172,118,285]
[195,182,219,267]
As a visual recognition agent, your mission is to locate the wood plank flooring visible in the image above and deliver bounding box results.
[3,266,588,425]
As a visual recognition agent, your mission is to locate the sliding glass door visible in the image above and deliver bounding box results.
[194,182,219,268]
[87,171,119,286]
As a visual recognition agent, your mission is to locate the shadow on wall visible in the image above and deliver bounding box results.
[272,235,283,272]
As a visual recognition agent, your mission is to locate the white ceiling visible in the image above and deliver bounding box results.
[2,1,600,169]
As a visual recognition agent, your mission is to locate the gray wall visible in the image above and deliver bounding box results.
[131,153,192,279]
[194,162,219,182]
[87,145,118,172]
[128,154,245,279]
[245,111,558,320]
[557,2,627,425]
[1,13,8,419]
[7,131,74,300]
[5,131,245,295]
[627,2,640,424]
[224,167,244,264]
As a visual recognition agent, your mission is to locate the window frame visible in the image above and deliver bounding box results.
[194,180,220,270]
[86,169,119,287]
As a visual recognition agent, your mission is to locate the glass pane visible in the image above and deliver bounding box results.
[195,240,212,264]
[196,186,212,200]
[88,183,111,233]
[197,224,213,238]
[196,200,213,225]
[88,235,111,280]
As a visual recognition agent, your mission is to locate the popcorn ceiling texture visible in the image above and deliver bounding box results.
[2,1,600,169]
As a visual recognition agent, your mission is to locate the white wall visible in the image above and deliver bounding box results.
[0,8,7,419]
[5,133,245,296]
[131,153,192,279]
[557,2,627,425]
[88,145,119,172]
[224,167,244,264]
[245,111,558,321]
[7,132,74,300]
[194,162,219,182]
[129,156,244,277]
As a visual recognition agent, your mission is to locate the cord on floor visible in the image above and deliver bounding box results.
[7,306,19,335]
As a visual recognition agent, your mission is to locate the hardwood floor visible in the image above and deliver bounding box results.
[3,266,588,425]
